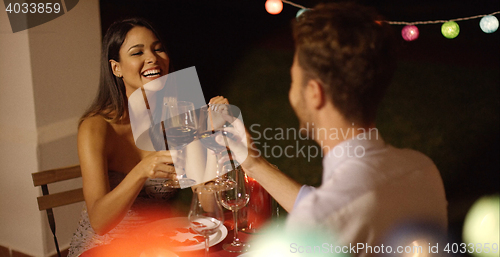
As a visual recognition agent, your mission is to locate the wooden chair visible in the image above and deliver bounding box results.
[32,165,84,257]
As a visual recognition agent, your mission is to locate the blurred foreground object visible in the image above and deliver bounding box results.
[244,222,347,257]
[463,194,499,257]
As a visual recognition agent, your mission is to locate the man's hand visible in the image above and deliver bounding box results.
[214,117,258,171]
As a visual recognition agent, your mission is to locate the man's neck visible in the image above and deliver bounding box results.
[313,105,374,156]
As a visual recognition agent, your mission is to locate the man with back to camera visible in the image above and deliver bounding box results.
[216,2,448,255]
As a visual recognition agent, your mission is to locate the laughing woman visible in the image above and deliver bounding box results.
[67,18,228,256]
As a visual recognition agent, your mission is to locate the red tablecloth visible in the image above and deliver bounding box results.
[81,229,252,257]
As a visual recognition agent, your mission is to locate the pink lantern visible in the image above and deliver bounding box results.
[401,25,419,41]
[265,0,283,15]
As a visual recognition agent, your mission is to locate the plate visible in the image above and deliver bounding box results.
[141,217,228,252]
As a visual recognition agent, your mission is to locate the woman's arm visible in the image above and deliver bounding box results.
[78,116,174,235]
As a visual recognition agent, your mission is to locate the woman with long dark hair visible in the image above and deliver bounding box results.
[68,17,227,256]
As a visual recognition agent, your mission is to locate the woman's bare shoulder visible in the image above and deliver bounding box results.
[78,115,113,143]
[80,114,110,130]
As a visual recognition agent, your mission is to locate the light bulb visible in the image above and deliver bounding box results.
[401,25,419,41]
[265,0,283,15]
[480,15,499,33]
[296,9,307,19]
[441,21,460,39]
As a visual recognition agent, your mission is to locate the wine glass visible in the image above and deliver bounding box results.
[162,100,197,188]
[239,174,276,233]
[218,165,250,252]
[188,186,225,257]
[197,104,240,188]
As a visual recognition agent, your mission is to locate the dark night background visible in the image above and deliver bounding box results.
[99,0,499,250]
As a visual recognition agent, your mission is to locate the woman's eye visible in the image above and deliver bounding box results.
[131,51,143,56]
[155,48,164,52]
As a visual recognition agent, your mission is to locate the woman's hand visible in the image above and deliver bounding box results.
[213,118,262,175]
[207,96,230,130]
[133,150,176,179]
[209,96,230,115]
[209,96,229,105]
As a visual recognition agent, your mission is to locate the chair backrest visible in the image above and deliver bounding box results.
[32,164,84,257]
[32,164,84,210]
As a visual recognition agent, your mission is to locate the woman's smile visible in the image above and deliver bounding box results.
[110,26,170,96]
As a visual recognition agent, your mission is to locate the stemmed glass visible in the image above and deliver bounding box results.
[197,104,240,188]
[218,165,250,252]
[162,100,197,188]
[188,186,224,257]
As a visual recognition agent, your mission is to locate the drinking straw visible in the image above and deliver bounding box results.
[141,87,168,150]
[214,104,239,172]
[165,97,179,128]
[208,105,215,132]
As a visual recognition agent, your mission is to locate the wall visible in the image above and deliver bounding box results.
[0,0,101,255]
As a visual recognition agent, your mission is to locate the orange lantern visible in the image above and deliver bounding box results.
[265,0,283,15]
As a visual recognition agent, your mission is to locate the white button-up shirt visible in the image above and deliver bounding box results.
[286,130,448,256]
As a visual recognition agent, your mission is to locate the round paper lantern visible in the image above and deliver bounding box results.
[480,15,499,33]
[401,25,419,41]
[265,0,283,15]
[441,21,460,39]
[296,8,307,19]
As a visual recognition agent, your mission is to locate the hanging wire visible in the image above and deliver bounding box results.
[386,11,500,25]
[281,0,307,10]
[279,0,500,26]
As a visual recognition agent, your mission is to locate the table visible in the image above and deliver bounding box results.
[81,228,253,257]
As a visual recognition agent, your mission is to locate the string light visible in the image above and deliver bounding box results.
[401,25,419,41]
[384,11,500,26]
[480,15,499,33]
[270,0,500,40]
[296,8,308,19]
[265,0,283,15]
[441,21,460,39]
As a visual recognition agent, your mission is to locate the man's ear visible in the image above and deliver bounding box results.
[109,59,122,78]
[305,79,326,109]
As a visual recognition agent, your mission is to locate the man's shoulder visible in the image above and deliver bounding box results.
[349,143,436,173]
[384,145,436,170]
[319,143,443,211]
